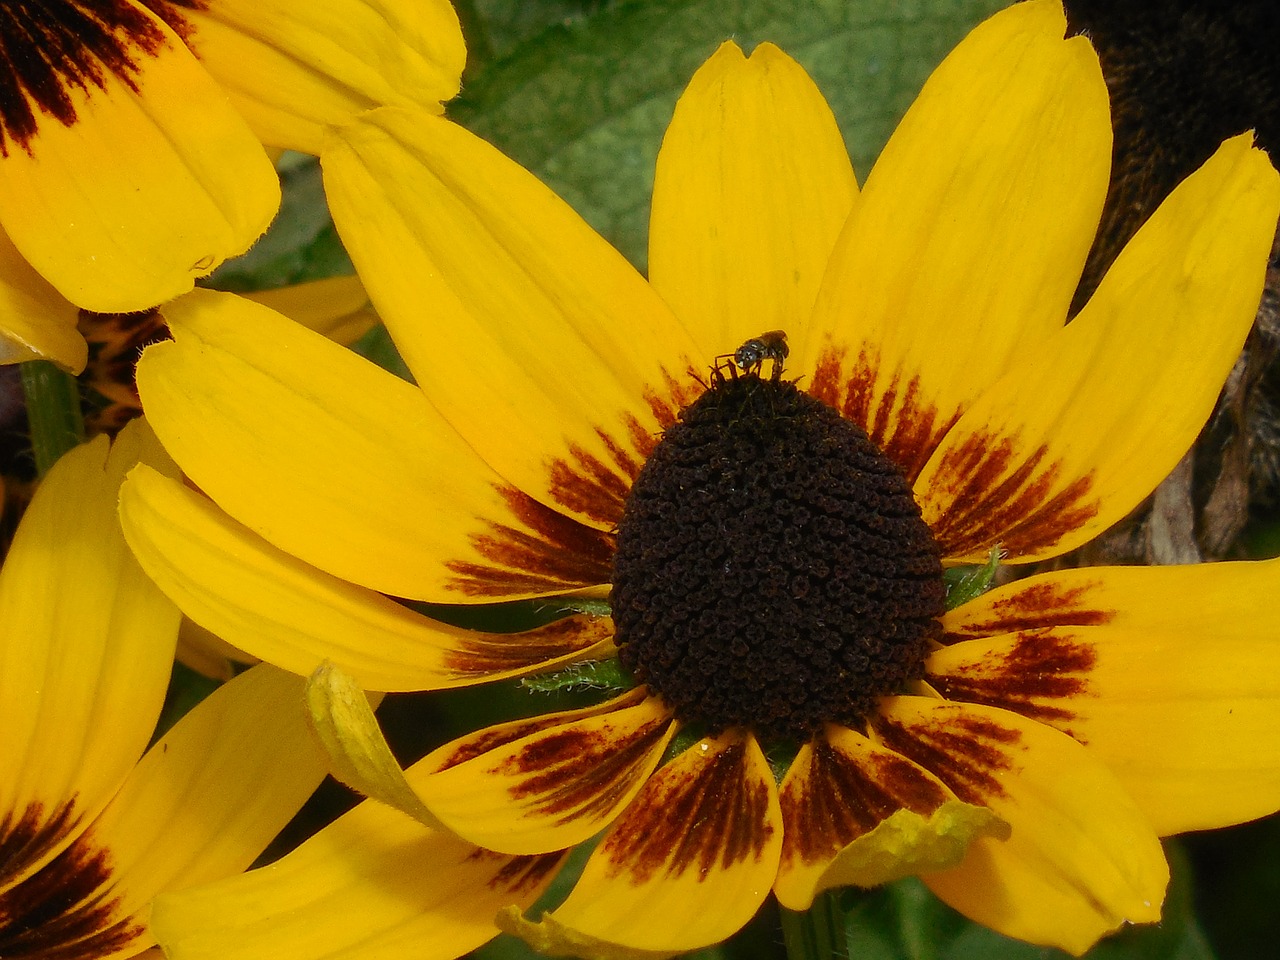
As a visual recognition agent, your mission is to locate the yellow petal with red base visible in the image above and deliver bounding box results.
[649,41,855,362]
[0,422,178,885]
[120,463,615,688]
[0,12,278,313]
[932,561,1280,835]
[139,288,614,602]
[152,813,564,960]
[506,731,783,957]
[0,225,85,370]
[802,0,1110,481]
[322,108,706,533]
[917,132,1280,563]
[77,665,327,922]
[186,0,466,154]
[417,689,675,855]
[873,698,1167,955]
[773,723,1006,910]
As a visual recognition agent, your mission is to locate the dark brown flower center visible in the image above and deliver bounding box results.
[0,0,205,157]
[611,372,945,741]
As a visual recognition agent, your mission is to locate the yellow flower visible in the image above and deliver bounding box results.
[0,421,328,956]
[118,1,1280,957]
[0,0,464,371]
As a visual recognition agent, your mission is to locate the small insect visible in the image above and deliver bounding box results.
[714,330,789,383]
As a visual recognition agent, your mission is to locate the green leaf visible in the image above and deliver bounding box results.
[452,0,1010,268]
[943,546,1003,610]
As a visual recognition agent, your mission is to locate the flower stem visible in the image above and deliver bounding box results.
[21,360,84,477]
[780,892,844,960]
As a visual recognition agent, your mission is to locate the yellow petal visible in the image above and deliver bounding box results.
[0,12,278,312]
[152,815,564,960]
[186,0,466,154]
[139,288,613,602]
[304,662,440,829]
[917,132,1280,563]
[933,561,1280,835]
[77,665,327,923]
[649,41,856,361]
[874,698,1167,955]
[242,275,377,346]
[175,619,252,682]
[0,225,85,370]
[0,422,179,884]
[119,464,615,686]
[322,108,706,532]
[803,0,1110,481]
[417,689,674,854]
[773,724,1005,910]
[506,731,782,957]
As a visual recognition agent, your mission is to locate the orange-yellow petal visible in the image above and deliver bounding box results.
[0,225,85,370]
[0,422,179,885]
[503,730,783,958]
[417,689,675,854]
[186,0,466,154]
[0,10,278,313]
[649,41,856,361]
[242,275,377,346]
[802,0,1110,481]
[873,698,1167,955]
[932,561,1280,835]
[138,288,613,603]
[152,815,564,960]
[774,724,1005,910]
[119,463,615,688]
[916,132,1280,563]
[322,107,705,532]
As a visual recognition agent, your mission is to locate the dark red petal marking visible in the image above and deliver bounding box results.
[440,614,614,679]
[809,341,958,484]
[598,739,774,884]
[445,485,615,597]
[780,734,951,868]
[944,575,1115,642]
[0,0,206,157]
[0,801,80,887]
[928,630,1098,733]
[0,803,140,959]
[446,367,702,597]
[872,707,1020,805]
[498,712,672,826]
[479,849,568,894]
[922,428,1098,558]
[428,687,650,772]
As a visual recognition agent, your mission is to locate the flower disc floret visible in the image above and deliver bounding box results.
[612,374,946,739]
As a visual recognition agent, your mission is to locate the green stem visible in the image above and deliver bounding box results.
[780,891,844,960]
[20,360,84,477]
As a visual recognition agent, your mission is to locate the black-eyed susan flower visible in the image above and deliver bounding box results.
[0,0,463,371]
[117,0,1280,956]
[0,421,328,957]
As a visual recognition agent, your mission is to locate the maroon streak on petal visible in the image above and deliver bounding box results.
[0,801,82,888]
[928,630,1098,732]
[427,688,652,772]
[809,342,958,484]
[923,429,1098,558]
[480,849,568,895]
[872,706,1020,805]
[598,737,774,885]
[445,485,614,597]
[779,732,951,868]
[441,614,615,680]
[0,811,142,959]
[943,575,1115,642]
[0,0,206,156]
